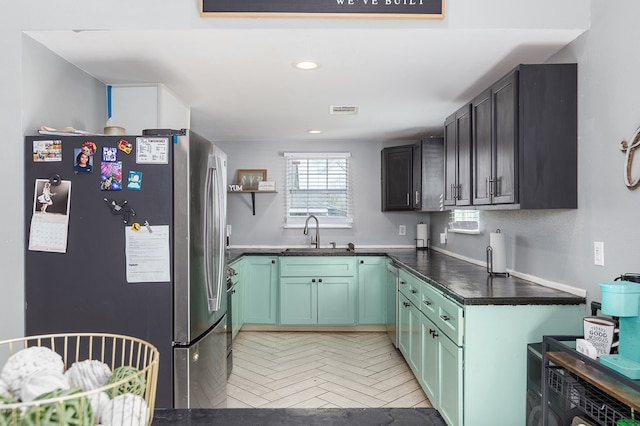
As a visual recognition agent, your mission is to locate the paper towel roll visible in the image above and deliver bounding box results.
[488,231,507,273]
[416,223,428,249]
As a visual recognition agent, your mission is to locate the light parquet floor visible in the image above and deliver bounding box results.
[227,331,431,409]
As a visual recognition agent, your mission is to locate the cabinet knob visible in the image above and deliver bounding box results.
[318,278,323,283]
[410,289,417,294]
[440,315,451,322]
[271,259,276,264]
[312,278,316,283]
[400,281,406,285]
[360,260,364,264]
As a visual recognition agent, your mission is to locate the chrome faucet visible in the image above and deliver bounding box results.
[303,215,320,248]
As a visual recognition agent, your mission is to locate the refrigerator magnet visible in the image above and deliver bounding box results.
[131,222,141,232]
[32,140,62,162]
[102,146,118,162]
[73,148,93,174]
[136,137,169,164]
[100,161,123,191]
[127,171,143,191]
[118,139,133,154]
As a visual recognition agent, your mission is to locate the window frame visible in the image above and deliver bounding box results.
[283,152,353,229]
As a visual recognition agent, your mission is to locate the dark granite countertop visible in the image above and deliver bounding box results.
[226,248,585,307]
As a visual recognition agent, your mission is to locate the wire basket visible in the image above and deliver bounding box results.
[0,333,159,426]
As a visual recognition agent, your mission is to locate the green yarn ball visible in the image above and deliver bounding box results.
[21,388,93,426]
[106,367,146,398]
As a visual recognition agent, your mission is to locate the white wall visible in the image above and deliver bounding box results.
[430,0,640,305]
[217,140,428,248]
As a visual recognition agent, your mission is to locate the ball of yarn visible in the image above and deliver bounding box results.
[106,366,146,397]
[101,394,148,426]
[21,388,93,426]
[65,360,111,391]
[21,369,70,403]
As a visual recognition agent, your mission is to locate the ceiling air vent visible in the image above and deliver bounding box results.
[329,106,359,115]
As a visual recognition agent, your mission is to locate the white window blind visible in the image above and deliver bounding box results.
[449,209,480,234]
[284,152,353,228]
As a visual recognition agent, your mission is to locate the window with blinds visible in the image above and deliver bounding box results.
[449,209,480,233]
[284,152,353,228]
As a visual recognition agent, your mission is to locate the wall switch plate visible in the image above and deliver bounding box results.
[399,225,406,236]
[440,233,447,244]
[594,241,604,266]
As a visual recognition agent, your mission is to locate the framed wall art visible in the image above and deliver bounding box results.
[237,169,267,191]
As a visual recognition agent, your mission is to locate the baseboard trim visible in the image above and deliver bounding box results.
[240,325,387,332]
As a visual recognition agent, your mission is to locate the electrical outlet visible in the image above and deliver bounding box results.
[594,241,604,266]
[399,225,406,236]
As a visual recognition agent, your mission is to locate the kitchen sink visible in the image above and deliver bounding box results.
[280,247,355,256]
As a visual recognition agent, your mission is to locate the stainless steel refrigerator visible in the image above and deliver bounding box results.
[23,129,229,409]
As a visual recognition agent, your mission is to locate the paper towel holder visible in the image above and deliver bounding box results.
[415,221,429,251]
[486,229,509,277]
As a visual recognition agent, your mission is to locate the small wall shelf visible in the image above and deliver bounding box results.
[228,190,277,215]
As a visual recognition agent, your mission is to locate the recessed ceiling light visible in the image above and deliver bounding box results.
[307,130,322,134]
[294,61,320,70]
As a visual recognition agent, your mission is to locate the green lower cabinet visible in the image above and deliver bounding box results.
[408,302,422,375]
[243,256,278,324]
[280,276,355,325]
[317,277,356,325]
[398,294,411,358]
[420,315,439,406]
[280,277,317,325]
[357,256,387,325]
[438,330,463,426]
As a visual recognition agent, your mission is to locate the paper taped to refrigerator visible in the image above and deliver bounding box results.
[125,225,170,283]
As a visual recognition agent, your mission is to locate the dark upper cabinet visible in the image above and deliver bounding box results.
[444,104,472,207]
[458,63,577,209]
[381,139,444,212]
[381,145,414,211]
[419,138,444,212]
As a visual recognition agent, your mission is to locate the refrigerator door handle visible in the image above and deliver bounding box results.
[204,161,218,312]
[204,154,225,313]
[213,154,226,311]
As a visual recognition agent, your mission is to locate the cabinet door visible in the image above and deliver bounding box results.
[443,113,457,207]
[357,257,387,325]
[492,71,517,204]
[420,138,444,212]
[317,277,356,325]
[455,104,472,206]
[244,257,278,324]
[472,89,493,205]
[412,143,422,209]
[398,294,411,359]
[280,277,316,325]
[408,303,422,375]
[420,314,439,406]
[381,145,414,211]
[439,335,463,426]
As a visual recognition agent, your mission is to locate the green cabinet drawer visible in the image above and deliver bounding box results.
[280,257,356,277]
[399,269,421,307]
[420,281,463,346]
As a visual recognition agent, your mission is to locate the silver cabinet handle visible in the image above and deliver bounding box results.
[406,193,410,206]
[415,191,420,205]
[423,300,432,306]
[440,315,451,321]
